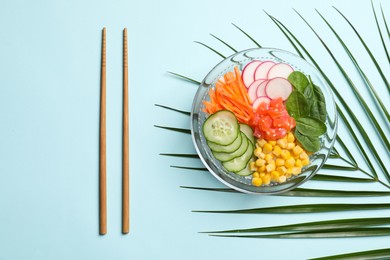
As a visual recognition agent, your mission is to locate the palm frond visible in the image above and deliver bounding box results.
[171,165,208,171]
[210,227,390,239]
[154,125,191,135]
[333,6,390,92]
[316,9,390,123]
[160,153,199,158]
[203,217,390,233]
[371,0,390,62]
[311,174,374,183]
[167,71,201,85]
[154,104,191,116]
[231,23,262,48]
[309,247,390,260]
[194,203,390,214]
[381,4,390,40]
[194,41,226,58]
[335,135,357,166]
[322,164,357,171]
[210,34,237,53]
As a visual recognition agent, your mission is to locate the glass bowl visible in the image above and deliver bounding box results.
[190,48,338,194]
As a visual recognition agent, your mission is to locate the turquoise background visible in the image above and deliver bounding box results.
[0,0,389,259]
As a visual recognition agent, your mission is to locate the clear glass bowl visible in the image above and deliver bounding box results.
[190,48,338,194]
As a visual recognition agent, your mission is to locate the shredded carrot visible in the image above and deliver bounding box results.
[203,66,254,124]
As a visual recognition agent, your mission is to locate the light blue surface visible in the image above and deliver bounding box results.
[0,0,389,259]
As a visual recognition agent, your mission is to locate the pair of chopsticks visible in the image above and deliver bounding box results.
[99,27,130,235]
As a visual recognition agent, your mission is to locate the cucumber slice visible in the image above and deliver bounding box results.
[212,133,248,162]
[223,142,254,173]
[240,124,255,145]
[203,110,239,146]
[236,157,255,176]
[207,131,242,153]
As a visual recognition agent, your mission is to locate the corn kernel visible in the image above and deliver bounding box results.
[286,168,293,174]
[262,174,271,185]
[293,145,303,156]
[252,172,260,178]
[273,145,282,156]
[268,140,277,146]
[285,158,295,168]
[252,177,262,186]
[285,172,292,178]
[259,172,266,178]
[256,139,267,148]
[266,163,276,172]
[250,161,257,171]
[263,143,273,154]
[255,159,266,167]
[277,138,288,149]
[259,153,266,159]
[281,150,291,160]
[254,147,262,157]
[271,171,280,181]
[277,166,287,174]
[300,152,309,160]
[295,159,302,167]
[286,143,295,150]
[264,154,273,162]
[302,158,310,166]
[257,165,266,173]
[275,158,285,167]
[267,158,275,165]
[287,132,295,143]
[278,175,287,183]
[292,167,302,175]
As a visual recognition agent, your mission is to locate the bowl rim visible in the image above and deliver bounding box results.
[190,47,338,195]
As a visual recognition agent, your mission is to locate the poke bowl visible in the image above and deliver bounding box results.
[191,48,338,194]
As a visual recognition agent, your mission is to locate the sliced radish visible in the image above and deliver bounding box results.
[242,60,263,88]
[265,77,293,101]
[253,96,271,110]
[267,63,294,79]
[248,79,265,103]
[254,61,276,80]
[256,80,269,97]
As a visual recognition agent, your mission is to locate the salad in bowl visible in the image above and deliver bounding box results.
[191,48,337,194]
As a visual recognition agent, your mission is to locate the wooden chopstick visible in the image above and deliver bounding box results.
[99,27,107,235]
[122,28,130,234]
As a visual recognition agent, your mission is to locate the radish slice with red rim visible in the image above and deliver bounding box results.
[265,77,293,101]
[254,61,275,80]
[242,60,263,88]
[253,96,271,110]
[248,79,265,103]
[256,80,269,97]
[267,63,294,79]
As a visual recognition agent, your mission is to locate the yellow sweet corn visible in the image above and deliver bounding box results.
[264,154,273,162]
[256,139,267,148]
[273,145,282,156]
[287,132,295,143]
[266,163,276,172]
[271,171,280,181]
[302,158,310,166]
[276,166,287,174]
[293,145,303,156]
[255,158,266,167]
[278,175,287,183]
[286,143,295,150]
[254,147,262,157]
[292,167,302,175]
[277,138,288,149]
[262,174,271,185]
[257,165,266,173]
[295,159,302,167]
[252,172,260,178]
[263,143,273,154]
[275,158,285,167]
[281,150,291,160]
[252,177,262,186]
[285,158,295,168]
[268,140,277,146]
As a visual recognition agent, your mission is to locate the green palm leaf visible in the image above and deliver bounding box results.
[371,0,390,62]
[311,174,374,183]
[381,4,390,40]
[160,153,199,158]
[309,247,390,260]
[154,125,191,135]
[210,227,390,239]
[333,6,390,92]
[194,41,226,58]
[209,34,237,53]
[316,9,390,123]
[167,71,201,85]
[268,14,382,182]
[154,104,191,116]
[295,10,390,178]
[203,217,390,233]
[231,23,262,48]
[194,203,390,214]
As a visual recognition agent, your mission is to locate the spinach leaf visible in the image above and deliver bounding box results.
[294,129,321,153]
[310,84,327,122]
[286,90,309,119]
[296,117,327,136]
[288,71,309,93]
